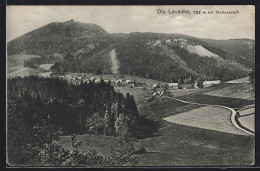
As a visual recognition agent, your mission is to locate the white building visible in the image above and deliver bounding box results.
[202,80,221,87]
[168,83,178,90]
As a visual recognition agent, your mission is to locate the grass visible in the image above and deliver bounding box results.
[135,121,254,166]
[7,64,25,74]
[59,134,119,157]
[38,64,53,71]
[7,54,42,78]
[204,82,254,100]
[115,87,153,103]
[135,96,255,165]
[8,54,40,65]
[135,98,254,166]
[7,67,41,78]
[178,93,254,109]
[138,98,200,120]
[163,106,248,136]
[237,115,254,132]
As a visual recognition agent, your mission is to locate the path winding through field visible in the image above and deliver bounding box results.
[163,97,254,136]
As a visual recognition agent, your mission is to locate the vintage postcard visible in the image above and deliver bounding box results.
[6,5,255,166]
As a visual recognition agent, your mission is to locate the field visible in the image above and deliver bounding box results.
[178,93,254,109]
[135,98,254,166]
[138,98,199,119]
[239,107,254,116]
[226,77,250,84]
[115,86,153,103]
[7,66,41,78]
[7,54,43,78]
[135,121,254,166]
[238,115,254,132]
[59,134,119,157]
[39,72,53,77]
[163,106,247,136]
[38,64,53,71]
[203,82,254,100]
[7,64,25,74]
[237,106,255,133]
[8,54,41,66]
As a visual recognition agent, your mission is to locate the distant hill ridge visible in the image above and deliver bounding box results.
[7,20,254,82]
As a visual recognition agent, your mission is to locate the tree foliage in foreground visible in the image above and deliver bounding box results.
[7,76,158,166]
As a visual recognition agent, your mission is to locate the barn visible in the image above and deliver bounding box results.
[168,83,178,90]
[202,80,221,87]
[152,84,160,91]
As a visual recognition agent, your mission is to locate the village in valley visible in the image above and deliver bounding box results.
[38,71,223,100]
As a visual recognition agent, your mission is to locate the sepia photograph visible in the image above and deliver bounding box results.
[6,5,255,167]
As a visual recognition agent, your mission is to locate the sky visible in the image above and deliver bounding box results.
[6,5,255,42]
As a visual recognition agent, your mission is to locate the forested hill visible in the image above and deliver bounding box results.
[7,20,254,82]
[7,20,110,56]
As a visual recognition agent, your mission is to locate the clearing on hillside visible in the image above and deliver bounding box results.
[110,49,119,74]
[186,45,221,59]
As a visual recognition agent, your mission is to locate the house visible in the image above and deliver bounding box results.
[202,80,221,88]
[125,80,135,84]
[152,90,166,98]
[129,84,135,88]
[180,84,194,89]
[83,79,89,83]
[116,79,123,84]
[95,79,100,84]
[153,92,159,96]
[168,83,178,90]
[104,79,110,83]
[74,80,82,85]
[58,76,65,79]
[194,82,199,89]
[152,84,160,91]
[166,39,171,46]
[89,77,96,82]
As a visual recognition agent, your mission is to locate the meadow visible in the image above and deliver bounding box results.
[135,98,254,166]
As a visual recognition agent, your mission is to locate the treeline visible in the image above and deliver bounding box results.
[115,36,191,82]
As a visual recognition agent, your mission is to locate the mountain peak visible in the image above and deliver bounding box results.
[7,21,108,56]
[40,20,107,36]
